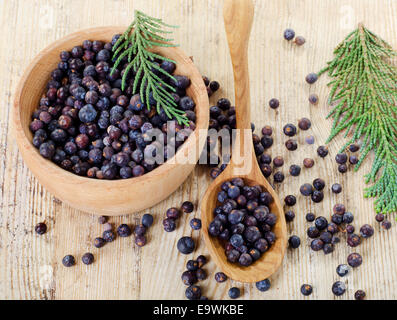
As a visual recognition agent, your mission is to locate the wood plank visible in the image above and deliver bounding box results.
[0,0,396,300]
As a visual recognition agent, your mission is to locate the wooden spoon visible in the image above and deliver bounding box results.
[201,0,287,283]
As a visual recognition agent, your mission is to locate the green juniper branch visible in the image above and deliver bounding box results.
[318,24,397,216]
[111,10,189,126]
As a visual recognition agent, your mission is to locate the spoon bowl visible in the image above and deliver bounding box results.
[200,0,287,283]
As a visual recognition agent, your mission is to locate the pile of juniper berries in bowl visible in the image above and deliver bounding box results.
[208,178,276,267]
[29,35,196,180]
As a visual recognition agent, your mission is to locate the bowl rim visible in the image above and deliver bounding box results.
[12,26,209,187]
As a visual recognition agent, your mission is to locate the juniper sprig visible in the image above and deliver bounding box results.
[318,23,397,215]
[111,10,189,125]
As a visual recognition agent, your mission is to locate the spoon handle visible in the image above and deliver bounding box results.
[223,0,254,167]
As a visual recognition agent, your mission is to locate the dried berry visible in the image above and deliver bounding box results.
[313,178,325,191]
[308,94,319,105]
[228,287,241,299]
[360,224,374,238]
[331,214,343,225]
[261,135,274,149]
[305,213,315,222]
[305,135,315,145]
[333,203,346,215]
[294,36,306,46]
[298,118,311,130]
[323,243,334,254]
[274,171,285,183]
[320,232,333,244]
[300,183,313,196]
[166,207,181,220]
[185,285,201,300]
[82,252,94,265]
[182,271,197,286]
[349,155,359,165]
[269,98,279,109]
[311,190,324,203]
[347,234,361,247]
[346,225,355,234]
[331,183,342,194]
[62,255,76,267]
[256,279,271,292]
[335,153,348,164]
[354,290,366,300]
[289,164,301,176]
[94,237,106,248]
[186,260,199,272]
[177,236,195,255]
[307,226,320,238]
[336,264,350,277]
[117,224,132,237]
[273,156,284,168]
[135,235,146,247]
[238,253,253,266]
[332,281,346,296]
[310,239,324,251]
[182,201,194,213]
[283,124,297,137]
[283,29,295,41]
[343,212,354,223]
[215,272,227,283]
[315,217,328,230]
[317,146,329,158]
[303,158,314,168]
[301,284,313,296]
[349,144,360,152]
[381,220,392,230]
[288,235,301,249]
[284,195,296,206]
[103,230,116,242]
[375,213,385,223]
[285,139,298,151]
[338,164,348,173]
[209,81,220,92]
[134,224,146,236]
[35,222,47,235]
[305,73,318,84]
[261,125,273,136]
[347,252,362,268]
[196,268,207,281]
[285,210,295,222]
[190,218,202,230]
[196,255,207,268]
[142,214,154,228]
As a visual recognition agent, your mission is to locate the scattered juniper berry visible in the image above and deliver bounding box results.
[190,218,202,230]
[82,252,94,265]
[283,29,295,40]
[301,284,313,296]
[177,236,195,255]
[62,255,76,267]
[332,281,346,296]
[305,73,318,84]
[228,287,241,299]
[336,264,350,277]
[256,279,271,292]
[35,222,47,235]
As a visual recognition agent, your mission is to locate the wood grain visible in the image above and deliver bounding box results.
[201,0,287,283]
[0,0,397,300]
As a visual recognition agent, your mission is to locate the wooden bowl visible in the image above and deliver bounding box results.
[12,27,209,216]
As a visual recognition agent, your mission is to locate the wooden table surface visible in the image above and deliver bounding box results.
[1,0,396,300]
